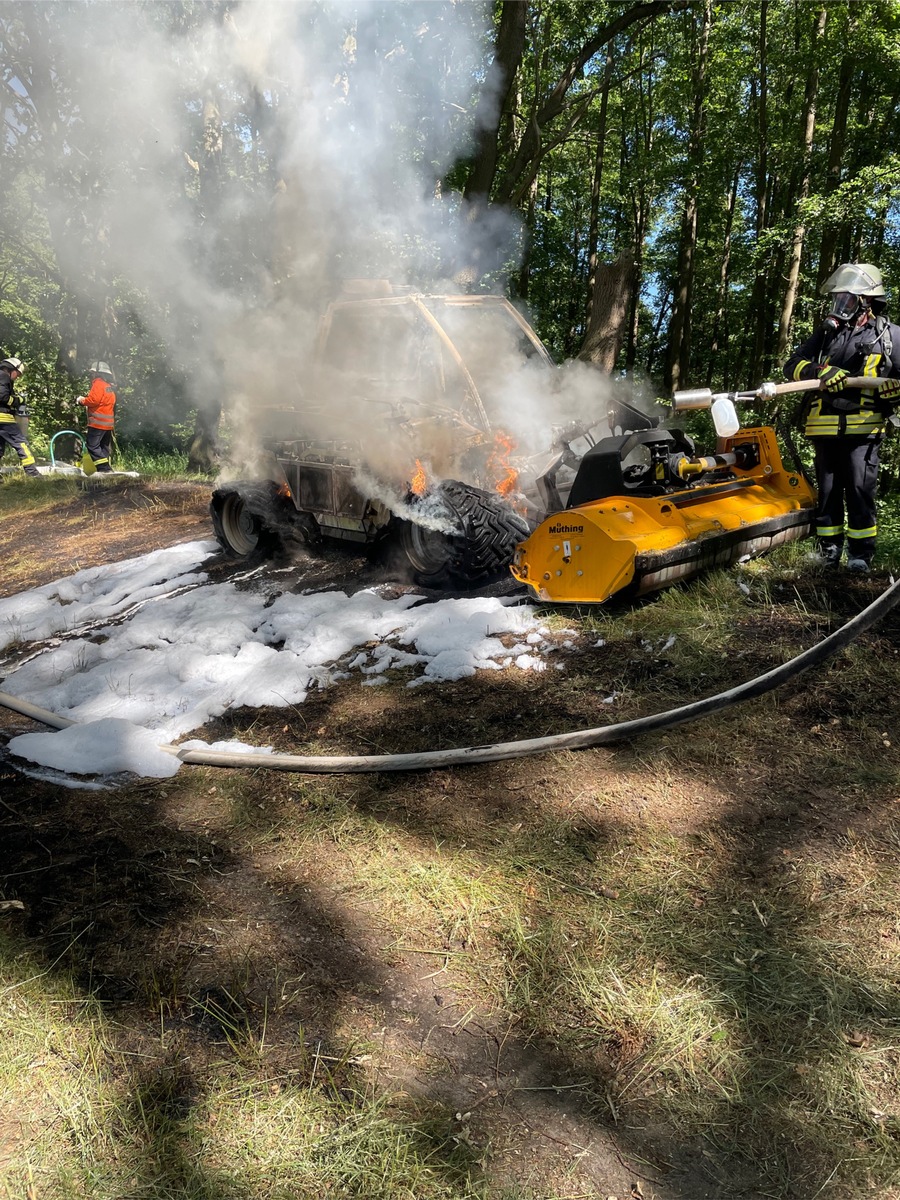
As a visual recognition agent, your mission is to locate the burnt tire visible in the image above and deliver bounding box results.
[399,479,529,588]
[210,480,292,560]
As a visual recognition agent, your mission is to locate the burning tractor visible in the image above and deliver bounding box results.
[210,281,821,600]
[210,283,565,588]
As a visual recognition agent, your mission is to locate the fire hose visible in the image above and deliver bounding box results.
[2,372,898,777]
[1,574,898,775]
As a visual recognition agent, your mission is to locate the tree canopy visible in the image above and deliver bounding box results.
[1,0,899,465]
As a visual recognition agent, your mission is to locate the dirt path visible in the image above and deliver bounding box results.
[0,478,214,597]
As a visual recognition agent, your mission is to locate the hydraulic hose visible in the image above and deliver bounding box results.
[2,575,898,775]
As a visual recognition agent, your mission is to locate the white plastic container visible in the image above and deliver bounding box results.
[711,395,741,438]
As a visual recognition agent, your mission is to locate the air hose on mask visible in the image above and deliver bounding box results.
[2,575,899,775]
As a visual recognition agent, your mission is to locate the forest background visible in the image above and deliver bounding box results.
[5,6,900,1198]
[2,0,900,477]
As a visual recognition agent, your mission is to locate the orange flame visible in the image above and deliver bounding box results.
[410,459,427,496]
[487,431,519,497]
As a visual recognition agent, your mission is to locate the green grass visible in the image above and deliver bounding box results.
[0,932,491,1199]
[151,752,900,1195]
[5,477,900,1198]
[114,444,210,480]
[0,470,86,512]
[7,801,900,1199]
[2,437,209,483]
[876,494,900,562]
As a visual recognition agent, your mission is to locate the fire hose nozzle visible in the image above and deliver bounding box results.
[670,388,741,436]
[673,379,813,413]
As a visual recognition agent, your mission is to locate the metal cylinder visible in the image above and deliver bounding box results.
[671,388,713,411]
[677,452,738,477]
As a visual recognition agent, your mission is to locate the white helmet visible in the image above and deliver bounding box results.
[820,262,886,298]
[820,263,886,323]
[1,357,24,373]
[90,360,115,382]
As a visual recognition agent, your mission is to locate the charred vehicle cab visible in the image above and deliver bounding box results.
[210,283,555,587]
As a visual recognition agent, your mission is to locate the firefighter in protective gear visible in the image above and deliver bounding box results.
[783,263,900,572]
[77,361,117,472]
[0,357,39,477]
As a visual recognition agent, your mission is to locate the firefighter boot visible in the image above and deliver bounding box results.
[810,542,842,568]
[846,556,871,573]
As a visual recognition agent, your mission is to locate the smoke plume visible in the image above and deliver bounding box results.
[23,0,625,491]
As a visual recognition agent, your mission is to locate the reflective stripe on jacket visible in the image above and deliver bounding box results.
[805,351,884,436]
[81,378,116,429]
[783,316,900,437]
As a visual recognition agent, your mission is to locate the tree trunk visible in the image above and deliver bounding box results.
[627,173,651,375]
[188,82,225,472]
[515,177,538,300]
[578,250,634,371]
[776,6,826,364]
[707,163,740,389]
[816,43,854,289]
[623,31,654,375]
[663,0,711,394]
[748,1,770,385]
[462,0,527,212]
[585,52,614,332]
[456,0,527,283]
[187,395,223,475]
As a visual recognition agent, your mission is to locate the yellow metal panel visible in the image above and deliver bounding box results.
[511,426,816,604]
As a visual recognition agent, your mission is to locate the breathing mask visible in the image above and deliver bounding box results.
[823,290,865,333]
[819,262,885,333]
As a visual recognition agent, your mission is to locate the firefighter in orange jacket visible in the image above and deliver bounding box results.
[77,361,117,472]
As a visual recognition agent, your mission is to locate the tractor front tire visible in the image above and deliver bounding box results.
[399,480,529,589]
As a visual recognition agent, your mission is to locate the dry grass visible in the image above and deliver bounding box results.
[3,484,900,1198]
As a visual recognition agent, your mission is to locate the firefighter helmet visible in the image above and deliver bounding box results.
[819,263,886,298]
[0,357,24,373]
[90,360,115,382]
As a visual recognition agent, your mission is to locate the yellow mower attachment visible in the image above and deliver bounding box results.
[511,425,815,605]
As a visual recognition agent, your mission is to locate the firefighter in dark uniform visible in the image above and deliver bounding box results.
[784,263,900,572]
[0,357,39,477]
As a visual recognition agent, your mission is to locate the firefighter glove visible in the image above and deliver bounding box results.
[818,365,849,393]
[879,377,900,404]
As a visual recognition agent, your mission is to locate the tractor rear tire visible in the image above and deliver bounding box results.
[399,480,529,589]
[210,480,293,560]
